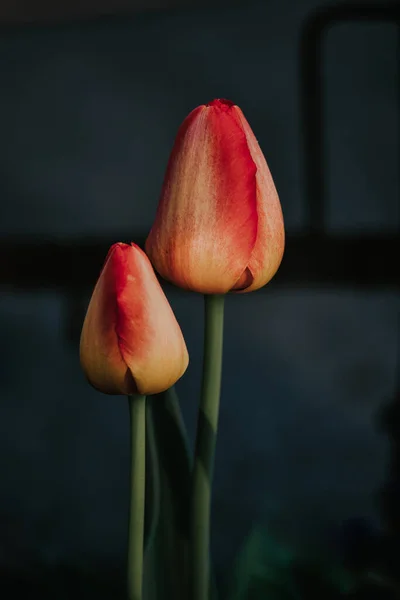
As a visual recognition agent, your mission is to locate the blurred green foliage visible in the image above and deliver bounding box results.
[227,527,400,600]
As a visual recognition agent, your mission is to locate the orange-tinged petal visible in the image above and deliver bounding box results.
[232,106,285,292]
[80,242,189,395]
[145,99,258,294]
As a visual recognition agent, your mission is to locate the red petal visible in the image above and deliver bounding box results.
[115,243,189,394]
[233,106,285,292]
[146,101,258,294]
[80,243,131,394]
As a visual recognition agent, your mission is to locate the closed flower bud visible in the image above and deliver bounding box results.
[145,99,285,294]
[80,242,188,395]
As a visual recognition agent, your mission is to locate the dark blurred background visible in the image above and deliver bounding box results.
[0,0,399,598]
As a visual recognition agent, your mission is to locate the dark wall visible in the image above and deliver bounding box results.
[0,0,398,591]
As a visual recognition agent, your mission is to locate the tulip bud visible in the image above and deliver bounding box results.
[80,242,189,395]
[145,98,284,294]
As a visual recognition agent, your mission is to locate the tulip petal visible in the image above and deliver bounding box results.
[115,243,189,394]
[233,106,285,292]
[80,244,129,394]
[146,100,258,294]
[80,243,189,395]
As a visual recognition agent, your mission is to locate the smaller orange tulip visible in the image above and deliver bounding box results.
[145,98,285,294]
[80,242,189,396]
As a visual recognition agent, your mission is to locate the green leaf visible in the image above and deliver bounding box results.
[142,396,162,600]
[143,387,192,600]
[228,527,359,600]
[228,527,299,600]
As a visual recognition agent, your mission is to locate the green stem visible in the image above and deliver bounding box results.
[190,294,225,600]
[127,394,146,600]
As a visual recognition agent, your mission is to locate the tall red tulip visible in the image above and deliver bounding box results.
[80,242,189,395]
[145,99,285,294]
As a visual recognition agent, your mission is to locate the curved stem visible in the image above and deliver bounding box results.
[127,394,146,600]
[144,398,161,556]
[190,294,225,600]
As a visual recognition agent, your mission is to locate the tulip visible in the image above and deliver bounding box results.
[80,242,189,396]
[145,98,285,294]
